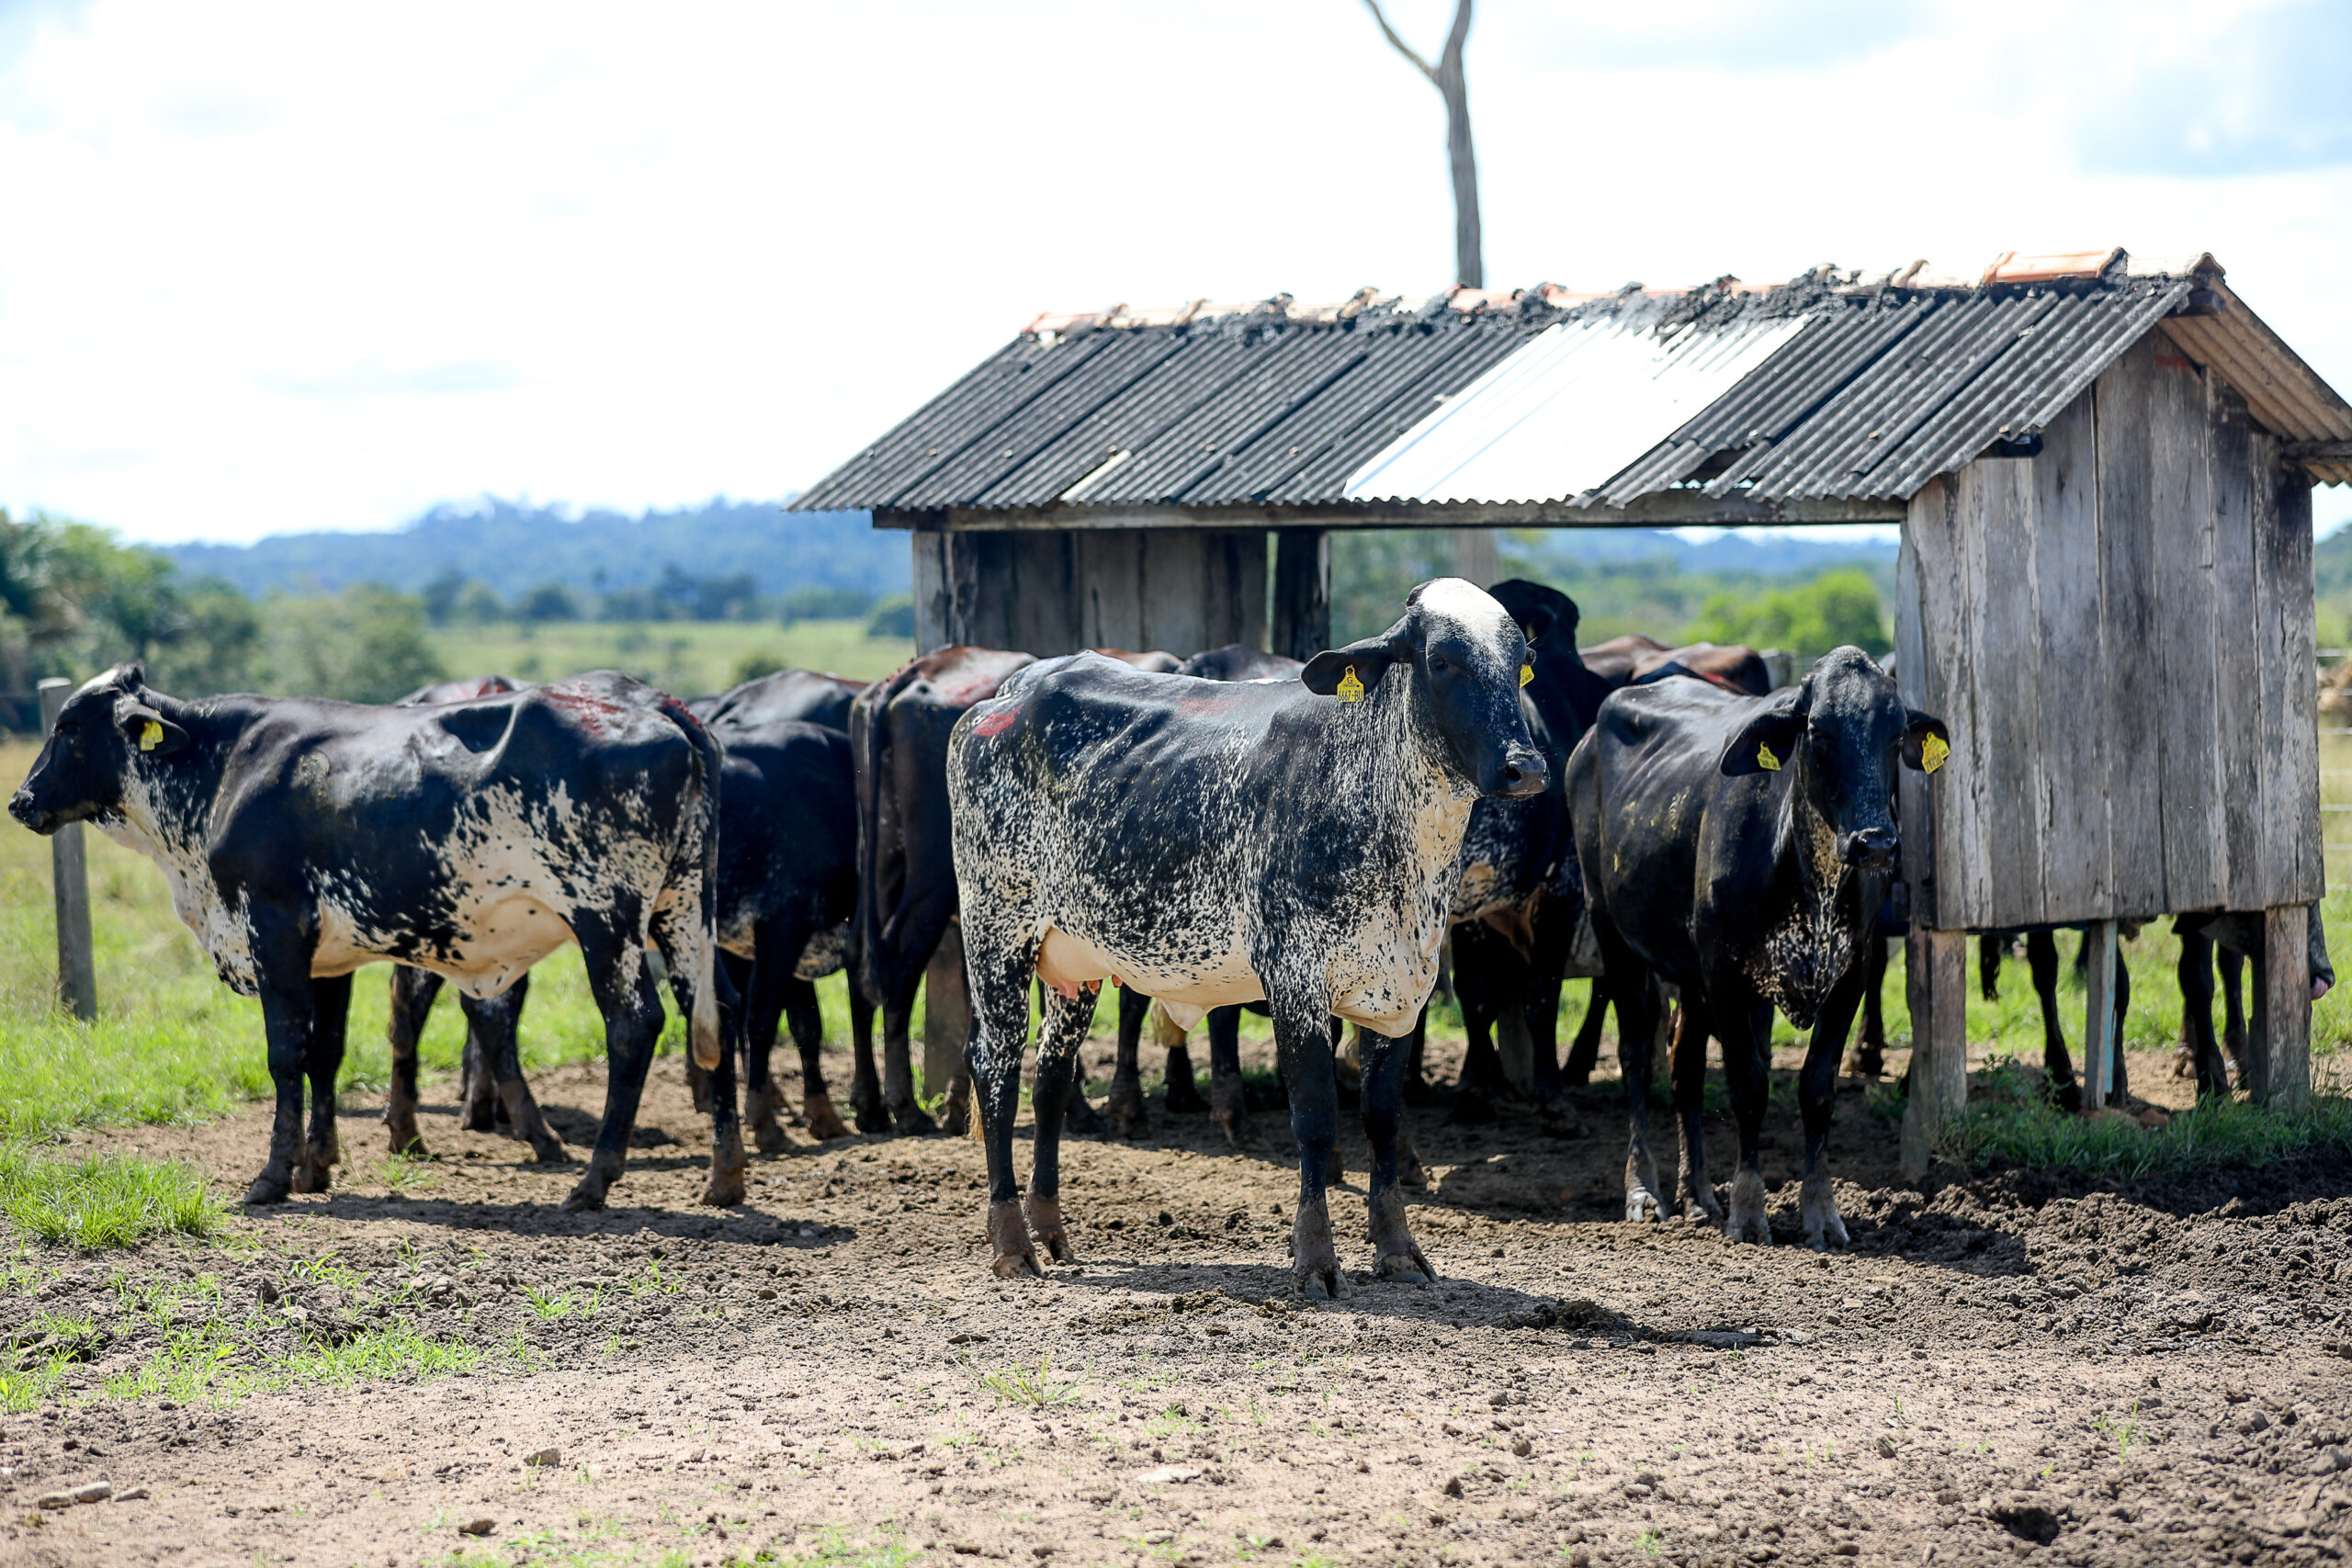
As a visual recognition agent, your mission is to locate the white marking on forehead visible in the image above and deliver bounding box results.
[1413,577,1517,662]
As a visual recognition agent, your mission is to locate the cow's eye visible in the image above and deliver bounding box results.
[1430,655,1449,673]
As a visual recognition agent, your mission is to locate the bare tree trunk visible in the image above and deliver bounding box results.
[1363,0,1481,288]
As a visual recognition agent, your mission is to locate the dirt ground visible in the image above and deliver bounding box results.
[5,1028,2350,1568]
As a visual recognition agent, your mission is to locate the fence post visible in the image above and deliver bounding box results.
[37,678,97,1021]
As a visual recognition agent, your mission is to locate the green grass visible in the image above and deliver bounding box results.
[427,616,910,698]
[0,1142,225,1248]
[976,1351,1080,1408]
[1935,1055,2352,1176]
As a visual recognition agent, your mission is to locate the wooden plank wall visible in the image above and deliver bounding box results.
[907,527,1267,660]
[1895,332,2322,929]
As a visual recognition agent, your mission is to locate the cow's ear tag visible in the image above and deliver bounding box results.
[1336,665,1365,703]
[1921,733,1950,774]
[139,720,163,752]
[1520,663,1534,688]
[1756,742,1781,772]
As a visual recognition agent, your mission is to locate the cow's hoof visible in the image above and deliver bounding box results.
[988,1200,1040,1279]
[1842,1050,1884,1078]
[1680,1179,1726,1228]
[1025,1194,1071,1263]
[1800,1172,1848,1251]
[1374,1248,1431,1284]
[2222,1026,2249,1075]
[1104,1079,1148,1138]
[2050,1080,2083,1115]
[1396,1149,1429,1190]
[702,1169,747,1207]
[243,1173,290,1206]
[1726,1168,1772,1246]
[941,1101,970,1137]
[528,1132,569,1164]
[752,1120,791,1156]
[1163,1078,1208,1115]
[1063,1093,1108,1137]
[890,1101,939,1136]
[561,1167,616,1212]
[2169,1041,2197,1079]
[1367,1188,1430,1283]
[290,1157,332,1195]
[1624,1187,1665,1224]
[387,1126,428,1159]
[1291,1203,1347,1299]
[461,1103,497,1134]
[850,1081,888,1134]
[802,1093,853,1141]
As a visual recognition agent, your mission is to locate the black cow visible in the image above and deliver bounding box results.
[2174,906,2335,1100]
[948,581,1546,1293]
[1630,642,1774,696]
[852,647,1036,1134]
[1570,647,1948,1248]
[689,668,865,733]
[8,665,729,1209]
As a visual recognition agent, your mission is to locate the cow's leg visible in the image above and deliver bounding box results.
[1163,1012,1208,1115]
[941,999,975,1136]
[969,942,1040,1279]
[698,969,748,1206]
[728,948,785,1156]
[2109,952,2132,1104]
[1670,996,1724,1227]
[2218,944,2249,1077]
[564,927,666,1213]
[1979,932,2005,1000]
[1713,992,1776,1247]
[1205,1004,1249,1147]
[1451,934,1504,1122]
[2027,930,2079,1111]
[1104,987,1151,1136]
[470,976,560,1162]
[1562,976,1609,1087]
[245,926,321,1204]
[1023,985,1093,1265]
[1360,1022,1433,1284]
[1050,983,1109,1137]
[2176,923,2230,1100]
[1402,1014,1433,1105]
[385,964,440,1156]
[1848,935,1889,1078]
[1799,964,1865,1251]
[1275,993,1348,1300]
[854,973,902,1134]
[785,970,850,1140]
[295,972,352,1193]
[1606,959,1668,1224]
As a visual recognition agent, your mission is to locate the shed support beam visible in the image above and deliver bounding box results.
[1272,530,1331,662]
[1900,926,1967,1179]
[922,920,970,1110]
[2246,903,2312,1110]
[2079,919,2118,1111]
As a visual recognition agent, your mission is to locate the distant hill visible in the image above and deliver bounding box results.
[1513,526,1896,580]
[164,498,906,601]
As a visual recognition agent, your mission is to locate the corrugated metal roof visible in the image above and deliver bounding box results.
[792,252,2352,513]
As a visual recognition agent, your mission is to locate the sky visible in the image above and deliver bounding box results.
[2,0,2350,547]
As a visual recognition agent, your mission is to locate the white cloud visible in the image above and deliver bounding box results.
[1,0,2348,545]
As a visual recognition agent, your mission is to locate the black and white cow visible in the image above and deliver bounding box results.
[1569,647,1948,1249]
[948,581,1546,1294]
[7,665,729,1210]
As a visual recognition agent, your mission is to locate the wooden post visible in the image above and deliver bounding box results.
[1272,529,1330,661]
[2079,919,2118,1111]
[922,920,970,1104]
[1900,926,1966,1179]
[37,678,96,1022]
[2246,903,2312,1111]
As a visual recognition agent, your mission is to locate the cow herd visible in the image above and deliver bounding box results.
[3,577,2298,1293]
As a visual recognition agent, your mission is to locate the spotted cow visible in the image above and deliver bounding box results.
[948,581,1546,1293]
[7,665,729,1210]
[1569,647,1949,1249]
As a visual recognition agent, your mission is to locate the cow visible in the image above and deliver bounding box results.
[7,665,730,1210]
[1577,633,1669,685]
[2173,907,2335,1099]
[1570,647,1949,1249]
[375,674,562,1163]
[1630,642,1774,696]
[689,667,865,733]
[948,580,1547,1293]
[852,647,1037,1134]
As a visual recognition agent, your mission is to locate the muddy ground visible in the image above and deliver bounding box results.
[4,1029,2350,1568]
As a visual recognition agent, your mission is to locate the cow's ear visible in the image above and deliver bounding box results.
[1720,700,1805,777]
[1901,710,1952,773]
[1302,637,1402,701]
[117,702,187,757]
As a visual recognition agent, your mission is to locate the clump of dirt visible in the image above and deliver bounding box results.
[1,1037,2346,1567]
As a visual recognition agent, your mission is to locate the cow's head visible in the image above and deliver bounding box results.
[1301,578,1548,798]
[7,664,187,836]
[1718,646,1949,873]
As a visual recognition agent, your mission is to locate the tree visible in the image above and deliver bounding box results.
[1363,0,1481,288]
[515,581,582,624]
[1689,569,1891,660]
[262,583,446,703]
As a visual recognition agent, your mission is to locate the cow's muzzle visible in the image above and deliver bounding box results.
[1489,747,1549,800]
[1838,826,1897,870]
[8,790,57,836]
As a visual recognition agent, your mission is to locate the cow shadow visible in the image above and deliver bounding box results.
[250,1187,863,1248]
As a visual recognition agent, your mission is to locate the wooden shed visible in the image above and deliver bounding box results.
[795,248,2352,1159]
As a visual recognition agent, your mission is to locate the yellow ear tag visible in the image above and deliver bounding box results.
[1520,663,1533,687]
[1921,732,1950,774]
[1757,742,1781,772]
[140,720,163,752]
[1336,665,1365,703]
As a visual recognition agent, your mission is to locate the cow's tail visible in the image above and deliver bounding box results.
[655,694,726,1071]
[852,660,919,1006]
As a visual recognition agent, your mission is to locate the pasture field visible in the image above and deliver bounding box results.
[0,739,2348,1567]
[424,618,914,699]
